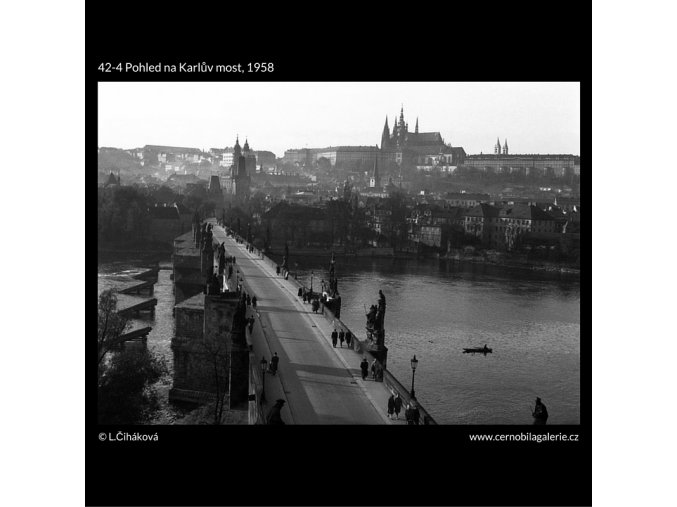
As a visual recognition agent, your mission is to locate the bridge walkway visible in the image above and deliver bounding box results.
[210,222,405,425]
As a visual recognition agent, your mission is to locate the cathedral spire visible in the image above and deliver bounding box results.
[503,139,509,155]
[381,116,390,150]
[415,117,419,134]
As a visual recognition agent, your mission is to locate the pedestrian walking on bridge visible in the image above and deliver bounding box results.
[387,394,395,419]
[270,352,279,376]
[266,399,286,425]
[331,329,338,348]
[394,393,402,420]
[252,296,257,308]
[338,329,345,348]
[360,357,369,380]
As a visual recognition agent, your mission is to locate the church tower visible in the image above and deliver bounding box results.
[494,137,501,155]
[381,116,390,150]
[415,117,419,134]
[369,157,381,189]
[503,139,509,155]
[231,136,250,203]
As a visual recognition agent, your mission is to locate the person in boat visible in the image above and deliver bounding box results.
[483,344,488,352]
[533,397,548,421]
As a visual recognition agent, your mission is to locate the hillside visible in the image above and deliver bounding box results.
[98,148,144,174]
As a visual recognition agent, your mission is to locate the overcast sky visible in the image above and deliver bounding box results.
[98,82,579,157]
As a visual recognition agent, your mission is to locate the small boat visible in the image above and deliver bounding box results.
[463,347,492,354]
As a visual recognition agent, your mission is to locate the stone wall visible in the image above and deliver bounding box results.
[170,289,249,405]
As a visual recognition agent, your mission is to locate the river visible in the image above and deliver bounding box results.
[98,253,580,425]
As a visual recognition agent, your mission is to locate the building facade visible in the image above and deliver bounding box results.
[463,153,577,177]
[283,146,379,167]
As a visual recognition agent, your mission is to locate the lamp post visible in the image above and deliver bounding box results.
[260,357,268,403]
[410,355,418,398]
[310,270,314,295]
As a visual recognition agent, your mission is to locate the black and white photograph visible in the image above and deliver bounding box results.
[16,1,677,505]
[97,82,580,427]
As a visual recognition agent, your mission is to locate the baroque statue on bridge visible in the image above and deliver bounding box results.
[365,289,386,346]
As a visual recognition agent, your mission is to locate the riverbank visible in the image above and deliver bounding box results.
[98,240,173,257]
[265,247,580,275]
[442,250,580,274]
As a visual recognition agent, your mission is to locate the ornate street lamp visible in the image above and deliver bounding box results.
[260,357,268,402]
[410,355,419,398]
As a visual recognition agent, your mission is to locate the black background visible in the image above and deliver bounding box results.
[88,3,590,505]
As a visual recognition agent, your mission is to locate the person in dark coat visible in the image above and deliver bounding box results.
[345,331,352,348]
[302,292,307,303]
[338,329,345,348]
[411,403,421,425]
[312,299,319,313]
[387,394,395,419]
[371,359,377,380]
[251,296,257,308]
[270,352,279,375]
[267,399,285,425]
[533,397,548,424]
[405,399,420,425]
[298,287,303,297]
[276,265,280,275]
[246,294,251,306]
[331,329,338,348]
[394,394,403,419]
[360,358,369,380]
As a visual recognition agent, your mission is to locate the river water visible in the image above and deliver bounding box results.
[98,254,193,424]
[98,254,580,425]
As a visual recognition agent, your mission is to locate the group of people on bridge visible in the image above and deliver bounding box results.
[330,328,353,348]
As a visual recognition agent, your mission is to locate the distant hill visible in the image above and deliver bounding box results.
[98,148,143,174]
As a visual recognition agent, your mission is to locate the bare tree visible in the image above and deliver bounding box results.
[98,289,130,366]
[201,338,229,424]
